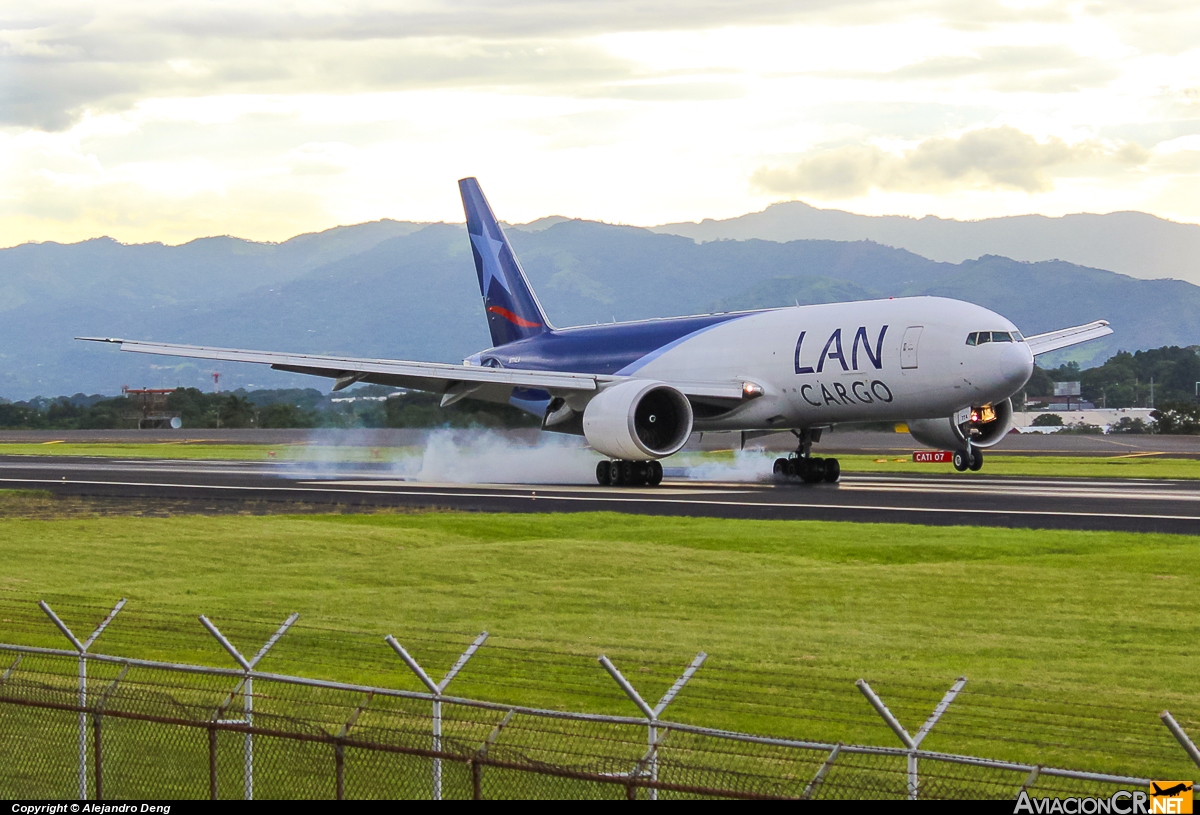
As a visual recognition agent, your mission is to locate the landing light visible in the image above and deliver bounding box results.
[972,404,997,424]
[742,382,764,399]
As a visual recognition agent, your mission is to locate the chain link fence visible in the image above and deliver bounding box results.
[1,596,1197,800]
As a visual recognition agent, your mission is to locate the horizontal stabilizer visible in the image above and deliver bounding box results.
[1024,320,1112,356]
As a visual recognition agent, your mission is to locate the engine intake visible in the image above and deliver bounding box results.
[908,397,1014,450]
[583,380,694,460]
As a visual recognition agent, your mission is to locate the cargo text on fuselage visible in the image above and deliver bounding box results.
[794,326,892,408]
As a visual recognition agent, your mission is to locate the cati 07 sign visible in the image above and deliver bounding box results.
[913,451,954,463]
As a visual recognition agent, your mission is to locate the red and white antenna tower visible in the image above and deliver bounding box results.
[212,372,221,393]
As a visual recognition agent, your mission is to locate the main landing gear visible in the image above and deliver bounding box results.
[596,460,664,487]
[952,447,984,472]
[773,428,841,484]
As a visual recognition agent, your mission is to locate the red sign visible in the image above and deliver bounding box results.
[913,451,954,463]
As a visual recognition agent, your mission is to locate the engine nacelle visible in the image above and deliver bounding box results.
[908,398,1014,450]
[582,380,694,460]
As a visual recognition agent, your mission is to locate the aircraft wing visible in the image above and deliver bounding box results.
[76,337,746,402]
[1023,320,1112,356]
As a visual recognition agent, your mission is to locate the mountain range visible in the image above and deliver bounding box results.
[2,214,1199,400]
[651,203,1200,287]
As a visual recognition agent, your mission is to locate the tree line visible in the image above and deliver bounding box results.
[0,386,537,430]
[1018,345,1200,434]
[1025,345,1200,408]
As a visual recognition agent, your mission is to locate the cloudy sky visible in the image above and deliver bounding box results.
[2,0,1198,246]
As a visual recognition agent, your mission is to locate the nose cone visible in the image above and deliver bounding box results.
[1001,341,1035,393]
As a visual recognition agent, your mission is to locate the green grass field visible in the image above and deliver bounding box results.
[4,510,1192,689]
[1,507,1197,777]
[3,440,1200,479]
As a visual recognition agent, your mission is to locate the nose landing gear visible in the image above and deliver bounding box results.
[952,447,984,472]
[596,459,664,487]
[773,428,841,484]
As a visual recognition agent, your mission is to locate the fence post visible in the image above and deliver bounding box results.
[208,725,218,800]
[200,612,299,801]
[1020,765,1043,796]
[856,676,967,800]
[90,664,129,804]
[471,708,516,801]
[386,631,488,800]
[333,692,373,801]
[600,651,707,800]
[801,742,842,800]
[335,744,345,800]
[39,597,126,800]
[1160,711,1200,768]
[0,654,22,685]
[92,709,102,801]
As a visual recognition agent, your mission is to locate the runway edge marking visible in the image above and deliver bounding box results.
[5,477,1200,523]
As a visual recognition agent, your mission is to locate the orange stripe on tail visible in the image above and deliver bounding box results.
[487,305,542,328]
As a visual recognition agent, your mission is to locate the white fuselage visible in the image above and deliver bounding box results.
[627,296,1034,431]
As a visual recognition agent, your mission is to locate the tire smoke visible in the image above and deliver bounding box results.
[398,429,601,484]
[677,449,775,482]
[280,428,778,485]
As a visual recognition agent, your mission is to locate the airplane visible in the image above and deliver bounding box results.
[80,177,1112,487]
[1151,783,1193,797]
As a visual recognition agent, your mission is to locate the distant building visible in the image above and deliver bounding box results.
[1024,396,1095,410]
[1011,407,1155,433]
[122,387,182,429]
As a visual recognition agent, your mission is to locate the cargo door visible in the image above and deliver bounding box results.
[901,326,923,369]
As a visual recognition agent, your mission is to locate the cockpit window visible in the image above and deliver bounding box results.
[968,330,1020,345]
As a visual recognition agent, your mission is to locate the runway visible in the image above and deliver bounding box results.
[3,455,1200,534]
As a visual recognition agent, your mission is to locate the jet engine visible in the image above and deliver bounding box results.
[908,397,1014,450]
[582,380,694,460]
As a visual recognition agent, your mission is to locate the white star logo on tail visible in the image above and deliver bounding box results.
[470,229,513,296]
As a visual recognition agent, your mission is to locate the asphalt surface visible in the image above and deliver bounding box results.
[4,427,1200,456]
[3,454,1199,534]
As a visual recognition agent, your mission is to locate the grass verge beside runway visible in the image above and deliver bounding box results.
[1,509,1196,775]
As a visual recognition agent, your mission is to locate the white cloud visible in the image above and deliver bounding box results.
[1,0,1200,246]
[751,127,1149,196]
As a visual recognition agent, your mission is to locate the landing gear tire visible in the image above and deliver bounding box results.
[775,454,841,485]
[968,448,984,472]
[823,458,841,483]
[953,450,970,472]
[648,460,664,486]
[596,459,663,487]
[802,458,826,484]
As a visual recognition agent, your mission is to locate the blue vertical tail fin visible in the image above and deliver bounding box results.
[459,177,552,347]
